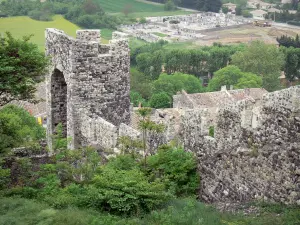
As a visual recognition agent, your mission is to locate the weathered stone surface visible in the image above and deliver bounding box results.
[45,29,131,150]
[180,86,300,204]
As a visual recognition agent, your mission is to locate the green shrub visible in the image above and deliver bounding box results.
[88,167,172,215]
[149,92,172,109]
[0,105,45,154]
[147,145,199,197]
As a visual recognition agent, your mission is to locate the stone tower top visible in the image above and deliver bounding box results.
[76,29,101,42]
[45,28,131,150]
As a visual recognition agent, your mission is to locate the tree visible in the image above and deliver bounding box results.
[149,92,172,109]
[231,41,284,91]
[208,65,262,91]
[0,32,48,106]
[152,73,204,98]
[196,0,222,12]
[0,105,45,154]
[164,0,176,11]
[130,68,153,100]
[137,108,165,166]
[82,0,102,15]
[122,4,133,17]
[222,6,229,14]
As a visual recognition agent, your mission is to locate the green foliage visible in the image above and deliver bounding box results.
[130,91,148,107]
[196,0,222,12]
[143,198,223,225]
[164,0,177,11]
[118,136,143,156]
[149,92,172,109]
[0,197,122,225]
[139,17,147,24]
[130,68,153,100]
[242,10,252,18]
[153,73,204,98]
[208,65,262,91]
[222,6,229,14]
[209,126,215,137]
[52,123,70,151]
[281,46,300,81]
[0,165,10,189]
[90,166,172,215]
[147,145,199,197]
[0,32,48,106]
[136,50,164,80]
[232,41,284,91]
[0,105,45,154]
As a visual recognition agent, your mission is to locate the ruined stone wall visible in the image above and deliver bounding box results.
[46,29,130,150]
[181,86,300,205]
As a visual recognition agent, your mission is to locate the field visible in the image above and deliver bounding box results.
[97,0,164,13]
[0,15,82,51]
[97,0,191,17]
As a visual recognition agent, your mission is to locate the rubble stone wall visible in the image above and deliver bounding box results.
[181,86,300,204]
[46,29,130,150]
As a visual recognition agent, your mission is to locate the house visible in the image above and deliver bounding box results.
[250,9,268,20]
[222,2,237,12]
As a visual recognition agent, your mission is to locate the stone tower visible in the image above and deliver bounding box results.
[45,29,130,150]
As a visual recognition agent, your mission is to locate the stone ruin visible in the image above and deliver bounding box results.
[46,29,300,205]
[45,29,132,150]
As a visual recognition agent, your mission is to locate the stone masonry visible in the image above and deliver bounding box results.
[179,86,300,205]
[45,28,299,205]
[46,29,130,150]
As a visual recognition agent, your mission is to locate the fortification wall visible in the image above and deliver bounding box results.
[181,86,300,204]
[46,29,130,150]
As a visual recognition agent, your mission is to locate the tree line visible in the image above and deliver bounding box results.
[0,0,130,29]
[147,0,222,12]
[130,39,300,108]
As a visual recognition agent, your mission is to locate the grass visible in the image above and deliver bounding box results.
[98,0,192,18]
[96,0,164,13]
[0,15,80,51]
[0,15,110,51]
[153,32,168,37]
[163,41,199,50]
[1,197,299,225]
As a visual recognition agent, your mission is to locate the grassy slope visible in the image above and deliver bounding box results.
[0,197,299,225]
[0,15,110,50]
[0,15,81,51]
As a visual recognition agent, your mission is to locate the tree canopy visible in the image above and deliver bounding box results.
[153,73,205,97]
[208,65,262,91]
[0,32,49,106]
[231,41,284,91]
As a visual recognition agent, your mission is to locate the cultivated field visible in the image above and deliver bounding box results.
[97,0,164,13]
[98,0,191,17]
[0,15,83,51]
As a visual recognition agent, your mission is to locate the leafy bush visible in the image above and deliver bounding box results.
[130,91,148,107]
[87,166,172,215]
[147,145,199,197]
[149,92,172,108]
[0,105,45,154]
